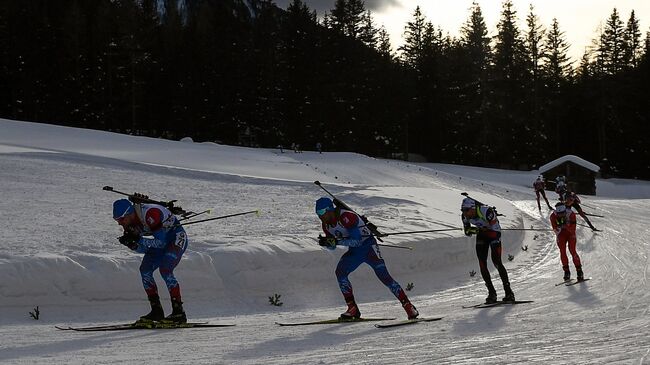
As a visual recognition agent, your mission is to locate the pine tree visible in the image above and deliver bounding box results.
[460,1,490,80]
[359,10,378,48]
[598,8,627,75]
[525,4,545,85]
[328,0,366,39]
[493,0,527,83]
[623,10,642,68]
[400,6,427,69]
[376,26,393,59]
[542,18,572,89]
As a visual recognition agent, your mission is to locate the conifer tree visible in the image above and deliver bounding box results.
[542,18,572,89]
[598,8,627,75]
[623,10,642,68]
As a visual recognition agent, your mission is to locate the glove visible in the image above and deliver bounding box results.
[118,232,140,250]
[318,236,337,249]
[465,227,479,236]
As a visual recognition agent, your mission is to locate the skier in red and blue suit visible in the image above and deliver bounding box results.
[113,199,188,323]
[315,197,418,320]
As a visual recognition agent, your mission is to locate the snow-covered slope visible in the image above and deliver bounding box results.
[1,118,649,364]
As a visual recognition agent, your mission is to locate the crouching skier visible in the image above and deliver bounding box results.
[315,197,418,320]
[113,198,188,324]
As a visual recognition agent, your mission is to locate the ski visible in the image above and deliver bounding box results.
[374,317,443,328]
[555,280,573,286]
[463,300,534,309]
[56,322,235,331]
[565,277,592,286]
[275,317,395,327]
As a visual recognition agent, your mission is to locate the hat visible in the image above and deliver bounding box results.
[555,203,567,214]
[315,197,334,216]
[461,197,476,211]
[113,199,134,219]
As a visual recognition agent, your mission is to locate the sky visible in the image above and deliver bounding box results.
[274,0,650,63]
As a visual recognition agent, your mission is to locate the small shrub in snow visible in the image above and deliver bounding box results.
[469,270,476,277]
[508,254,515,261]
[29,306,40,320]
[269,294,283,306]
[405,282,414,291]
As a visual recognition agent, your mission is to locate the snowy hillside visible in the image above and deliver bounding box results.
[1,118,649,364]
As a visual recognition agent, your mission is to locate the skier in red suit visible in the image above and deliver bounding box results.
[550,203,584,281]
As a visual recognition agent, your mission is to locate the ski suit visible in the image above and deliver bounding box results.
[564,192,596,229]
[127,203,188,300]
[550,210,581,272]
[533,179,552,210]
[321,208,410,304]
[462,205,511,293]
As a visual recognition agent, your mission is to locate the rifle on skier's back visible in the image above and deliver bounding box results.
[314,181,386,241]
[103,186,191,218]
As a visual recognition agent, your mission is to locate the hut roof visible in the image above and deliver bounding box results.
[539,155,600,174]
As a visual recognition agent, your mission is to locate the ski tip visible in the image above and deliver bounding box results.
[314,180,321,186]
[460,192,468,196]
[255,209,261,216]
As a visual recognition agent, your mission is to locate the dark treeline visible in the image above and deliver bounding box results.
[1,0,649,179]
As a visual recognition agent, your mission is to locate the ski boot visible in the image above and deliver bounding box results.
[402,301,419,320]
[502,285,515,302]
[576,269,584,281]
[563,270,571,281]
[340,300,361,320]
[485,290,498,304]
[162,298,187,324]
[138,295,164,323]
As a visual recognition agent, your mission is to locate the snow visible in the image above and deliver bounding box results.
[1,118,650,364]
[538,154,601,173]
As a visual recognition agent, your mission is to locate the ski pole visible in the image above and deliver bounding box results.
[583,212,604,218]
[179,209,212,222]
[314,181,386,241]
[176,210,260,227]
[377,243,413,250]
[372,228,462,237]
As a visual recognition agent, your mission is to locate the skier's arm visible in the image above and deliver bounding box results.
[337,212,364,247]
[138,207,171,249]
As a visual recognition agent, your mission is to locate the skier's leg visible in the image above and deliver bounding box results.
[567,234,582,271]
[336,249,364,318]
[541,190,553,209]
[476,239,497,300]
[140,251,163,297]
[365,242,418,318]
[138,251,164,321]
[535,191,542,210]
[159,234,188,301]
[335,250,364,303]
[489,240,512,289]
[556,234,571,279]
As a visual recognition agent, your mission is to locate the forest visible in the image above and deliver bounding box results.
[1,0,649,178]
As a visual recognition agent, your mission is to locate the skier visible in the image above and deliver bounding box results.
[113,198,189,323]
[550,203,584,281]
[563,191,597,231]
[554,176,568,201]
[533,175,553,210]
[461,197,515,304]
[315,197,419,320]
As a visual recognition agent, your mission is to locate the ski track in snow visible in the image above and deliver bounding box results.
[1,120,650,364]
